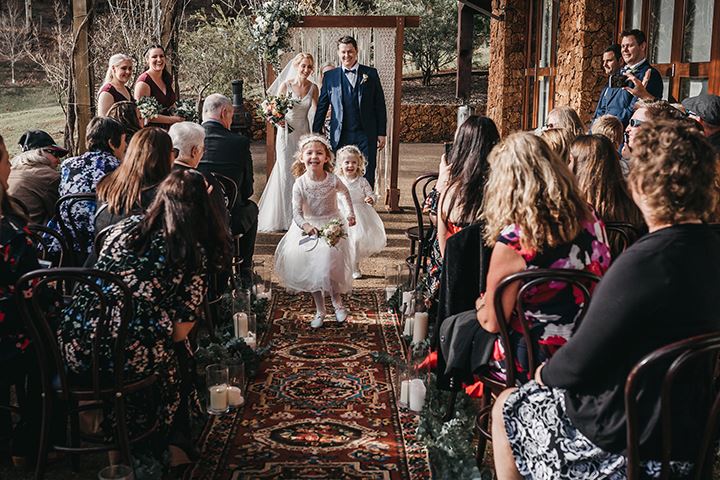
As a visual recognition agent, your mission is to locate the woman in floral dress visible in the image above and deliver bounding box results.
[58,170,231,461]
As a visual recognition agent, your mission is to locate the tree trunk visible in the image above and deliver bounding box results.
[10,60,15,84]
[422,69,432,86]
[160,0,181,93]
[24,0,31,30]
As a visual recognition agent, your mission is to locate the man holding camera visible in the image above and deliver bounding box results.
[593,30,663,127]
[592,44,624,121]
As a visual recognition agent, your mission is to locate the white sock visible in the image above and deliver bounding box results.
[331,292,345,311]
[311,291,326,314]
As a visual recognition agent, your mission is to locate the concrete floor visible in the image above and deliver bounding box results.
[250,142,443,289]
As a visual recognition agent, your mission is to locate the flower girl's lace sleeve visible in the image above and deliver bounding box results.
[360,177,378,204]
[335,176,355,219]
[292,179,308,228]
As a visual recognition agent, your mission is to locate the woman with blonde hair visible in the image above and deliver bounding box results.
[258,52,319,232]
[590,114,624,150]
[540,127,575,164]
[545,105,585,138]
[97,53,134,116]
[475,132,610,368]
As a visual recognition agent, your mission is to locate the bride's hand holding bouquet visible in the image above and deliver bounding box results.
[257,94,300,132]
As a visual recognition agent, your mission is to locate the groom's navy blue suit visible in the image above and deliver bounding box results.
[312,65,387,188]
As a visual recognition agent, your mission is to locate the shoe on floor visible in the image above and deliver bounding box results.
[352,270,362,279]
[335,308,348,323]
[311,312,325,328]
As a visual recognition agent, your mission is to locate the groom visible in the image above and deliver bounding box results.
[312,35,387,188]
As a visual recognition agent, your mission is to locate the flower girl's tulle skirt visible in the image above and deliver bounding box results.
[274,215,354,294]
[349,202,387,260]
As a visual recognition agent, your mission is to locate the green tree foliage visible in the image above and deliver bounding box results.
[177,6,261,99]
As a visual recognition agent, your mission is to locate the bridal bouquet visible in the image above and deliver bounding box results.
[257,94,299,132]
[136,96,161,120]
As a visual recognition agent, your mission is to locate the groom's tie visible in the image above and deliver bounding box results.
[344,68,357,89]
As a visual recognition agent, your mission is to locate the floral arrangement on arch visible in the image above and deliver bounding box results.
[247,0,301,71]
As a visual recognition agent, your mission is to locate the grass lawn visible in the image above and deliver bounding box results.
[0,85,66,156]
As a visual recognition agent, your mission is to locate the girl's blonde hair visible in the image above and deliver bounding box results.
[546,105,585,138]
[482,132,591,252]
[103,53,132,85]
[590,115,624,150]
[291,135,334,177]
[335,145,366,177]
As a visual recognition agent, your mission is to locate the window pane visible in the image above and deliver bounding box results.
[648,0,675,64]
[539,0,553,68]
[679,77,708,99]
[537,77,551,127]
[625,0,643,29]
[526,79,536,129]
[662,77,670,101]
[682,0,714,62]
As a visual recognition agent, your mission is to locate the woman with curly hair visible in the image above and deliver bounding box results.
[492,120,720,480]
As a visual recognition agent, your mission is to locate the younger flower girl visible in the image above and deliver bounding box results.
[336,146,387,279]
[274,135,356,328]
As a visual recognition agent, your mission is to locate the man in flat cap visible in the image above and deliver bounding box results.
[682,93,720,154]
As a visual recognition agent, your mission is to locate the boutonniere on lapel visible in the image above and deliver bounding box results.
[361,73,369,85]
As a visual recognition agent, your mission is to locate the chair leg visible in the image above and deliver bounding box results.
[443,390,458,422]
[34,392,51,480]
[410,239,416,257]
[114,396,133,470]
[68,401,81,472]
[414,242,423,288]
[475,391,491,468]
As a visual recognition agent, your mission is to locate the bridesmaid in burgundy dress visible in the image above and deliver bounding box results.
[133,45,183,129]
[97,53,134,116]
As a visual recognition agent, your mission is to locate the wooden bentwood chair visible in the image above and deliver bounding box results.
[405,173,438,287]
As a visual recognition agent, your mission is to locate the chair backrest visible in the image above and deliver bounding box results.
[26,224,70,268]
[410,173,438,246]
[625,332,720,480]
[493,268,601,386]
[211,173,238,211]
[94,224,116,256]
[55,192,97,259]
[16,268,134,401]
[604,222,642,257]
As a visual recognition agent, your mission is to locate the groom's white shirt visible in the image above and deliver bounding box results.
[343,62,359,88]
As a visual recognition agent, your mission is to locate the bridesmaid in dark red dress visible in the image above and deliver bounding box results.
[133,45,183,129]
[97,53,134,116]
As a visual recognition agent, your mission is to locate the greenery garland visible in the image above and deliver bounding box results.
[246,0,301,71]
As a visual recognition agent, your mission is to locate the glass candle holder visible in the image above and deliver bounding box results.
[384,264,402,301]
[227,362,246,408]
[98,465,134,480]
[396,365,412,409]
[242,313,257,350]
[206,364,229,415]
[252,260,273,300]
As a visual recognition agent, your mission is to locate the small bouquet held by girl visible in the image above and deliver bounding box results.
[336,145,387,279]
[257,94,300,132]
[274,135,356,329]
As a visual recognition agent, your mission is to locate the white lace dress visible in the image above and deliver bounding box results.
[338,175,387,261]
[257,84,316,232]
[274,172,355,294]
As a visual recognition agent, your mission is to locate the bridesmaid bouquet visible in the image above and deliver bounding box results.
[174,99,199,123]
[257,94,299,132]
[136,96,161,120]
[319,219,346,248]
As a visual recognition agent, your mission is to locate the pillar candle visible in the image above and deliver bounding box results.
[412,312,429,344]
[401,291,413,313]
[227,386,244,407]
[385,286,395,301]
[400,380,410,406]
[244,332,257,350]
[409,378,427,412]
[403,315,415,337]
[234,312,248,338]
[209,384,228,412]
[257,290,272,300]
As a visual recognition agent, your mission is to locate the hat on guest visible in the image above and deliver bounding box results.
[681,94,720,125]
[18,130,69,157]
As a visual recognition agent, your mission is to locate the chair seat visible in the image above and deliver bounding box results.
[55,372,158,400]
[406,225,428,241]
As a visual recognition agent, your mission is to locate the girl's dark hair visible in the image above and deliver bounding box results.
[106,101,141,141]
[97,127,172,215]
[87,117,125,153]
[129,169,231,272]
[143,44,173,85]
[445,116,501,224]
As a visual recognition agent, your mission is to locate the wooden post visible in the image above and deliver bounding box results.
[386,16,404,212]
[456,2,474,100]
[72,0,92,153]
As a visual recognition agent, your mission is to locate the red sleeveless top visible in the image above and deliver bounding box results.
[99,83,133,104]
[136,71,176,110]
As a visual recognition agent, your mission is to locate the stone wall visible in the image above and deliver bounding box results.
[554,0,616,126]
[486,0,528,136]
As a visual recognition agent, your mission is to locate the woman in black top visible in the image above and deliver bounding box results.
[491,120,720,479]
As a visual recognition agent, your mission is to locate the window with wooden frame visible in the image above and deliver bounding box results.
[523,0,560,130]
[617,0,720,101]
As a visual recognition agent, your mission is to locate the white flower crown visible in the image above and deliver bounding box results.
[298,134,333,152]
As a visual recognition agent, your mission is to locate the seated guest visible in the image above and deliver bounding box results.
[682,93,720,154]
[0,134,43,464]
[474,132,610,369]
[590,114,624,151]
[47,117,127,257]
[492,120,720,480]
[95,127,172,234]
[539,127,575,164]
[106,101,142,142]
[198,93,258,286]
[59,170,231,467]
[544,106,585,138]
[570,134,644,229]
[9,130,68,224]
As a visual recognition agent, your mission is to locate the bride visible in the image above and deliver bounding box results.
[257,53,319,232]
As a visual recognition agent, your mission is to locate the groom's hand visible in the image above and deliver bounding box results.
[377,136,386,150]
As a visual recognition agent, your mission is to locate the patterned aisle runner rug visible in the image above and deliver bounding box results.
[188,289,432,480]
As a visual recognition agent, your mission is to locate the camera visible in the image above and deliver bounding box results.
[610,72,633,89]
[444,142,452,157]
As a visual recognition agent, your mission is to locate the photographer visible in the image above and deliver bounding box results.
[592,44,624,121]
[594,30,663,127]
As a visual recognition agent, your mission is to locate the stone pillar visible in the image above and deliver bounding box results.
[554,0,616,126]
[486,0,528,136]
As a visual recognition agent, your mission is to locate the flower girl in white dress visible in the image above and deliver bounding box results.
[335,146,387,278]
[274,135,356,328]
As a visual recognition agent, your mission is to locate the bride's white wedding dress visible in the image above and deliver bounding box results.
[257,83,317,232]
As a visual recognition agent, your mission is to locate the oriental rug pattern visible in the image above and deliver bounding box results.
[188,289,431,480]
